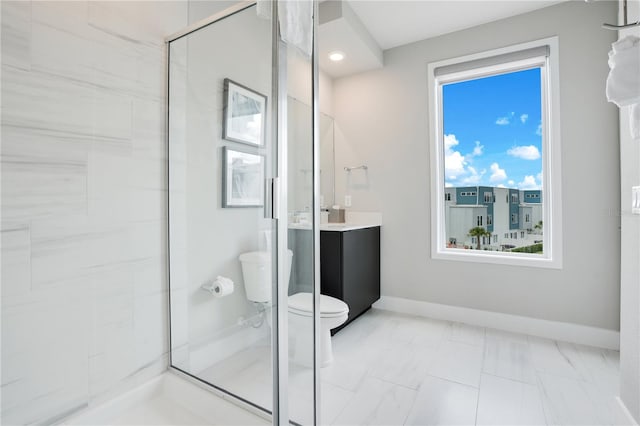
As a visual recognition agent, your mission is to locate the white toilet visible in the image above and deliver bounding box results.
[238,250,349,367]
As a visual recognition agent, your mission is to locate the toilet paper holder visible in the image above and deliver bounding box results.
[201,276,234,297]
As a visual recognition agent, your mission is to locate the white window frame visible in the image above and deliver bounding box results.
[428,37,563,269]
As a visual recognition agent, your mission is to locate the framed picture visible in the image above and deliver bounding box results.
[222,78,267,147]
[222,147,265,208]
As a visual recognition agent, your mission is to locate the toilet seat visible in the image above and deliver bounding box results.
[288,292,348,318]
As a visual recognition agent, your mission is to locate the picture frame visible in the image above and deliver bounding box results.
[222,147,265,208]
[222,78,267,147]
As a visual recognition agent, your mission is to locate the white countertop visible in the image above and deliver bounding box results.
[288,212,382,232]
[288,223,381,232]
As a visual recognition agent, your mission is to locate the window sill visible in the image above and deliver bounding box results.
[432,248,562,269]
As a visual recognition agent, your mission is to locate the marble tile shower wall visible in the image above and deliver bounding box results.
[1,2,187,424]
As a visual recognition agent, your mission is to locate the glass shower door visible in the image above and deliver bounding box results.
[167,2,278,418]
[167,2,320,425]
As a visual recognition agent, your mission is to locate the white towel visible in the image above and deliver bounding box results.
[256,0,271,20]
[606,35,640,107]
[279,0,313,58]
[256,0,313,58]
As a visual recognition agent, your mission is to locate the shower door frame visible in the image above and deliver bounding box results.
[164,1,322,424]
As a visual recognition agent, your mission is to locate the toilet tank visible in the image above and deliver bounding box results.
[239,250,292,303]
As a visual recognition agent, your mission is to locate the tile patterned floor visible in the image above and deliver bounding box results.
[199,309,622,425]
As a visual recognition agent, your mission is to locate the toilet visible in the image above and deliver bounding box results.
[238,250,349,367]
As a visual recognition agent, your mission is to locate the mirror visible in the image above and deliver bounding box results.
[287,96,335,217]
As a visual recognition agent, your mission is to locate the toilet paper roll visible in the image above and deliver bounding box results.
[212,277,234,298]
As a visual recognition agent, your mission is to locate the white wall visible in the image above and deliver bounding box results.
[1,2,187,424]
[332,1,621,330]
[618,0,640,421]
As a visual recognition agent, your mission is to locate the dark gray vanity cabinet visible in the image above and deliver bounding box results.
[321,226,381,334]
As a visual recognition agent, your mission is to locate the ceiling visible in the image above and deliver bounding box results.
[318,0,567,78]
[347,0,567,50]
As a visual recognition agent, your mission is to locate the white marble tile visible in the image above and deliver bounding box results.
[448,322,486,346]
[331,377,416,426]
[1,2,185,424]
[110,395,211,426]
[1,287,90,425]
[2,67,95,136]
[537,372,617,426]
[555,342,620,394]
[134,292,169,369]
[1,0,32,71]
[405,376,478,426]
[410,317,450,349]
[288,366,354,426]
[0,224,31,299]
[368,343,435,389]
[529,336,583,380]
[321,357,369,392]
[427,340,484,387]
[1,125,88,222]
[483,333,537,384]
[486,327,530,344]
[476,374,546,425]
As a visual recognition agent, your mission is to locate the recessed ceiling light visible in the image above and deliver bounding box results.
[328,51,345,62]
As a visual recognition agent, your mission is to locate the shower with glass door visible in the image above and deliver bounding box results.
[166,2,321,424]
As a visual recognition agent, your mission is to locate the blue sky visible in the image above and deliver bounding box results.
[442,68,543,190]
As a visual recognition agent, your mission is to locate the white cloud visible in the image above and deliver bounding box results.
[536,171,543,185]
[496,116,510,125]
[460,166,485,185]
[520,114,528,124]
[444,134,467,179]
[445,182,453,188]
[518,175,540,190]
[489,162,507,182]
[508,180,515,186]
[536,123,542,136]
[497,184,506,188]
[471,141,484,157]
[507,145,541,160]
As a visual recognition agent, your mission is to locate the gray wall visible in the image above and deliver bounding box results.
[333,1,621,330]
[618,0,640,421]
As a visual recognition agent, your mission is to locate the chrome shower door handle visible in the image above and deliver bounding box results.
[264,177,280,219]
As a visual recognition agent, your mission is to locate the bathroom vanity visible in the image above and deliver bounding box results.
[320,224,381,334]
[287,219,382,333]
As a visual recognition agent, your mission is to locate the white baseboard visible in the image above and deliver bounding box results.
[373,296,620,350]
[615,397,639,425]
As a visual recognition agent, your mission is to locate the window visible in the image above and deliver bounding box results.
[445,193,452,201]
[429,38,562,268]
[493,235,498,243]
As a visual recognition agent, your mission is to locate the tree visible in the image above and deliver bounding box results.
[534,220,543,234]
[468,227,490,250]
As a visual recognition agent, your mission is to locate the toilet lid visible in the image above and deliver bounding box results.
[288,292,348,316]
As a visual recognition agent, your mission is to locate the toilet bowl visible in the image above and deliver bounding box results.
[238,250,349,367]
[288,292,348,367]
